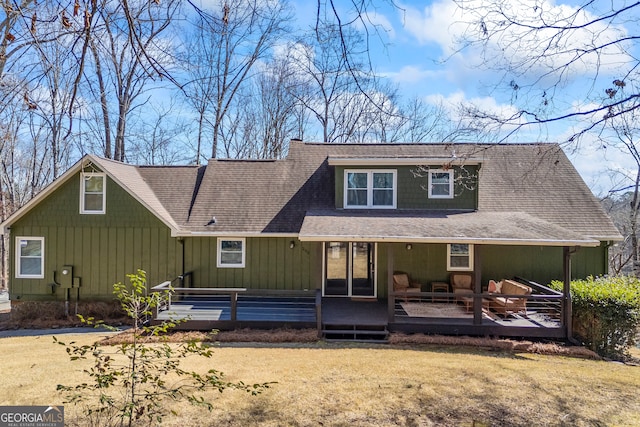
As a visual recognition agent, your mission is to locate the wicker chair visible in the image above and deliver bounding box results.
[450,272,474,302]
[393,272,422,302]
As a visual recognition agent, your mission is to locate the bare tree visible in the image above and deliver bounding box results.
[598,83,640,275]
[453,0,640,143]
[292,22,379,143]
[128,100,191,165]
[85,0,179,161]
[181,0,291,160]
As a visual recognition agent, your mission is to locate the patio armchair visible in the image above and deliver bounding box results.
[450,272,474,302]
[392,272,422,302]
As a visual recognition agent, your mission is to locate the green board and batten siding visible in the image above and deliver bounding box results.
[182,238,321,291]
[334,165,479,210]
[9,172,182,300]
[375,243,608,296]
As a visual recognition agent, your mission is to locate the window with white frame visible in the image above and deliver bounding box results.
[80,173,106,214]
[217,238,246,268]
[16,237,45,278]
[345,170,396,208]
[428,169,454,199]
[447,243,473,271]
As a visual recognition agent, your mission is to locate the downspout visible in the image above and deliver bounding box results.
[563,246,580,344]
[603,241,613,275]
[178,237,185,286]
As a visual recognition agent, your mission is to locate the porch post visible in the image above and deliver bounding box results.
[473,245,482,325]
[387,245,395,323]
[563,246,573,340]
[230,292,238,322]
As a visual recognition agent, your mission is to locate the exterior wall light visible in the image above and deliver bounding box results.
[406,243,412,250]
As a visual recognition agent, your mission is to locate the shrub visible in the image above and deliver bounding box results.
[55,270,272,427]
[551,276,640,360]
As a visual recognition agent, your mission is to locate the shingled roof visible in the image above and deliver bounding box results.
[0,141,622,246]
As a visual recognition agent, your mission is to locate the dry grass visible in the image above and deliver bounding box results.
[1,331,638,427]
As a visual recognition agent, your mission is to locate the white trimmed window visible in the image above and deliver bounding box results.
[447,243,473,271]
[80,173,106,214]
[345,170,396,208]
[16,237,45,278]
[428,169,454,199]
[217,238,246,268]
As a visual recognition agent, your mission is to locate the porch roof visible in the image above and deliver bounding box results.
[298,209,601,247]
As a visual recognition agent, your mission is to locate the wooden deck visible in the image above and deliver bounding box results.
[152,288,565,339]
[156,295,317,329]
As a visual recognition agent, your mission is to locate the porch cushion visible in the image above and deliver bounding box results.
[488,280,502,293]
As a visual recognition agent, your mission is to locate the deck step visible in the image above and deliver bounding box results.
[322,324,389,342]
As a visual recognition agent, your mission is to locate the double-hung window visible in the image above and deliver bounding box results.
[345,170,396,208]
[80,173,106,214]
[16,237,44,278]
[217,238,246,268]
[428,169,454,199]
[447,243,473,271]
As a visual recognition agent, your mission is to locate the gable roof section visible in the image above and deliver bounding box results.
[182,155,331,234]
[473,144,620,240]
[2,142,623,246]
[0,155,199,236]
[291,142,621,244]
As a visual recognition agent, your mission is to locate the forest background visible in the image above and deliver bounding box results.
[1,0,640,280]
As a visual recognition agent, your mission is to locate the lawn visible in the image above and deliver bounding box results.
[0,331,639,427]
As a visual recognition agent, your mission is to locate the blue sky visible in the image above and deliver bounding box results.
[288,0,638,196]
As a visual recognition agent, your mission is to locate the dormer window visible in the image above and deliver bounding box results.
[428,169,454,199]
[345,170,396,209]
[80,173,106,214]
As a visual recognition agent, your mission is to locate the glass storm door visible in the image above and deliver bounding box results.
[324,242,376,297]
[351,242,375,296]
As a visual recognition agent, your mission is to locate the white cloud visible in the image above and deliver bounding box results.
[401,0,633,80]
[386,65,440,84]
[426,90,521,124]
[402,0,462,53]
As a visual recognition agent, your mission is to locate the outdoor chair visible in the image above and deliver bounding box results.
[392,272,422,302]
[450,272,474,302]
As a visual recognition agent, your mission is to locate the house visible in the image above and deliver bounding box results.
[1,141,622,340]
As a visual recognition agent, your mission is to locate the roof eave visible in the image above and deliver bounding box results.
[297,234,602,247]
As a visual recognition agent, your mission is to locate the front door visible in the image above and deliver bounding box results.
[324,242,376,297]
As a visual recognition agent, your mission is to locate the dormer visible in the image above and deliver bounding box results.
[328,156,481,211]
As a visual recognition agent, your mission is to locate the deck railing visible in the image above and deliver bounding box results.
[389,289,564,327]
[150,281,247,321]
